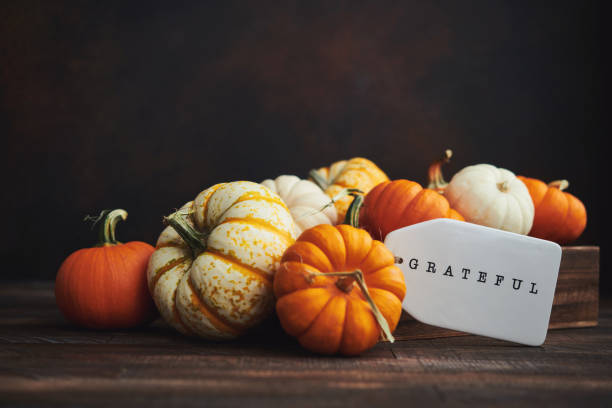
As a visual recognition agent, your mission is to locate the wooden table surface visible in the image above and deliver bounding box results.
[1,283,611,407]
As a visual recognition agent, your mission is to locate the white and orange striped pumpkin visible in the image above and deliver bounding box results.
[309,158,389,221]
[147,181,298,339]
[261,175,337,235]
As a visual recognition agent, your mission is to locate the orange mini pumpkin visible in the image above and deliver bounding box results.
[55,209,157,329]
[517,177,587,244]
[354,150,464,241]
[274,224,406,355]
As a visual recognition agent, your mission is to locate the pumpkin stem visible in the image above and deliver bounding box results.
[548,180,569,191]
[164,210,207,255]
[335,276,355,293]
[427,149,452,193]
[344,193,364,227]
[309,168,330,191]
[331,188,363,204]
[497,181,509,192]
[307,270,395,343]
[294,188,362,222]
[85,209,128,246]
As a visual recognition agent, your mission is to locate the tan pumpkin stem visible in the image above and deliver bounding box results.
[164,211,207,256]
[344,193,364,227]
[427,149,452,193]
[548,180,569,191]
[309,169,330,191]
[307,270,395,343]
[497,181,509,192]
[85,209,128,246]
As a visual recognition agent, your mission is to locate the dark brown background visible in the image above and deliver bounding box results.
[1,1,608,292]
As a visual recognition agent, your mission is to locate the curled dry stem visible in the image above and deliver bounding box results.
[85,209,128,246]
[427,149,453,193]
[305,269,395,343]
[548,180,569,191]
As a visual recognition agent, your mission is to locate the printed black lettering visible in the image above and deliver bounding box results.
[461,268,470,279]
[495,275,504,286]
[512,278,523,290]
[529,282,538,294]
[477,271,487,283]
[408,258,419,270]
[426,262,436,273]
[443,265,453,277]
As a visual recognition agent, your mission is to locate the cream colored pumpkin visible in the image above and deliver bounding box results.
[147,181,297,339]
[261,175,337,235]
[444,164,534,235]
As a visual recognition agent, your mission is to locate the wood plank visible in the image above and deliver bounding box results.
[0,307,610,407]
[0,283,611,407]
[549,246,599,328]
[395,246,599,340]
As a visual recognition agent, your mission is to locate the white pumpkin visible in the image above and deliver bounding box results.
[261,175,337,234]
[444,164,534,235]
[147,181,297,340]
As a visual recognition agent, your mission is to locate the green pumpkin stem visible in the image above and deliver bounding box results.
[86,209,128,246]
[309,169,330,191]
[307,269,395,343]
[427,149,452,193]
[344,193,364,227]
[164,210,207,255]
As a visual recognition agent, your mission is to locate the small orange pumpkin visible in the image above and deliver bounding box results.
[309,157,389,221]
[55,209,157,329]
[517,177,587,244]
[274,224,406,355]
[354,150,464,241]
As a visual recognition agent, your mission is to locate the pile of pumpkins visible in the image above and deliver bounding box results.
[55,153,587,355]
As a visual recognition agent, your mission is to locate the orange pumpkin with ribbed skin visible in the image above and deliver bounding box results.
[517,177,587,244]
[55,209,157,329]
[352,151,463,241]
[274,224,405,355]
[359,179,464,241]
[309,157,389,222]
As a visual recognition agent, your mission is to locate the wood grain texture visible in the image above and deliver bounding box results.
[0,282,611,407]
[550,246,599,328]
[395,246,600,341]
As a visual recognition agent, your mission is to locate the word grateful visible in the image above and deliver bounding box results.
[402,257,539,295]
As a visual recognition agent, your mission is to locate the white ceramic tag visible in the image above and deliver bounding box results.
[384,218,562,346]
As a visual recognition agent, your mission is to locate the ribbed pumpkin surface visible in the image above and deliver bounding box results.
[261,175,337,234]
[360,179,464,241]
[312,158,389,221]
[445,164,534,235]
[274,224,405,355]
[147,181,297,339]
[56,241,156,329]
[517,176,587,244]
